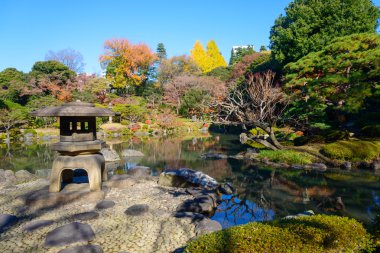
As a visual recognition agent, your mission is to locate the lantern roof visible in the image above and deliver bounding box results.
[30,101,115,117]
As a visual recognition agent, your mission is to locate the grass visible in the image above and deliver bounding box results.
[320,140,380,162]
[258,149,315,165]
[185,215,374,253]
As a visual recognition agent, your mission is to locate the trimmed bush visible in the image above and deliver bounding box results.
[258,150,315,165]
[185,215,373,253]
[321,140,380,162]
[361,125,380,137]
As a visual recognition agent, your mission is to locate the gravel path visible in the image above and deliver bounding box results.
[0,176,196,253]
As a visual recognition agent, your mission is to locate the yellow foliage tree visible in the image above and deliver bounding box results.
[190,40,227,73]
[206,40,227,70]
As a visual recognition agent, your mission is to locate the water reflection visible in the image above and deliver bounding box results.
[1,134,379,228]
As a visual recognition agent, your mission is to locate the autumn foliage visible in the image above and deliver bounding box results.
[190,40,227,73]
[99,39,157,89]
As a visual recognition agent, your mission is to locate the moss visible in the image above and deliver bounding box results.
[185,215,374,253]
[320,140,380,162]
[258,150,315,165]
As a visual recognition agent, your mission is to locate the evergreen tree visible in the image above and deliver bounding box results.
[260,45,267,52]
[156,42,167,61]
[229,45,255,65]
[270,0,380,65]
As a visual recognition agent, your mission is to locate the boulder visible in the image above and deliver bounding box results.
[23,219,54,232]
[44,222,95,247]
[95,200,115,210]
[200,153,228,159]
[218,183,234,195]
[304,163,327,171]
[173,212,205,221]
[4,170,16,182]
[371,160,380,171]
[121,149,144,157]
[159,173,194,188]
[58,245,103,253]
[176,195,216,215]
[35,169,52,179]
[341,161,352,170]
[127,166,151,178]
[284,210,315,219]
[159,168,218,190]
[15,170,35,181]
[100,148,120,162]
[0,214,18,233]
[195,218,222,235]
[124,204,149,216]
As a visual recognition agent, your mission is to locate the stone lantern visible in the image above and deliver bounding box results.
[30,101,115,192]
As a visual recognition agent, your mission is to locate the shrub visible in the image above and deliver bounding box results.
[323,130,349,143]
[321,140,380,162]
[258,150,315,165]
[361,125,380,137]
[23,129,37,135]
[294,135,325,146]
[185,215,373,253]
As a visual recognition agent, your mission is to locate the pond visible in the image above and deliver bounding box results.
[1,134,379,228]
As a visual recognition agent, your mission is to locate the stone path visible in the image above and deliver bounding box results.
[0,176,197,253]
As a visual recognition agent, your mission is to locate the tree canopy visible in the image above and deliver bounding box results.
[99,39,157,91]
[45,48,85,73]
[284,33,380,127]
[190,40,227,73]
[270,0,380,65]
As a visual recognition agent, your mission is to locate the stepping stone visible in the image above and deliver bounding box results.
[95,200,115,210]
[44,222,95,247]
[0,214,18,233]
[124,204,149,216]
[23,219,54,232]
[58,245,103,253]
[71,211,99,221]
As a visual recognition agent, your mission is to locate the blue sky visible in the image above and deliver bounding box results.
[1,0,379,74]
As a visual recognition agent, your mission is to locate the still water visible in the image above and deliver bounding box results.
[1,134,379,228]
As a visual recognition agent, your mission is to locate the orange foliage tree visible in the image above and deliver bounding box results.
[99,39,157,92]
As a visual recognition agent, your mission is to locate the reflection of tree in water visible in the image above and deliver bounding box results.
[112,136,234,180]
[0,142,55,172]
[219,159,380,226]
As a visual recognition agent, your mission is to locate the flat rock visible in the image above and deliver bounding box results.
[44,222,95,247]
[0,214,18,233]
[121,149,144,157]
[23,219,54,232]
[195,218,222,235]
[95,200,115,210]
[124,204,149,216]
[71,211,99,221]
[58,245,103,253]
